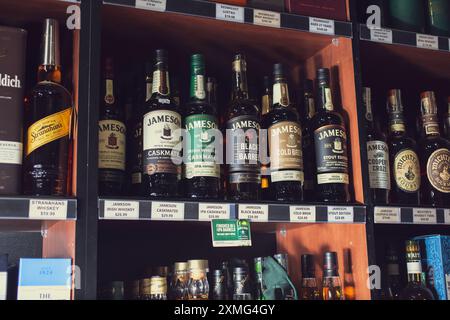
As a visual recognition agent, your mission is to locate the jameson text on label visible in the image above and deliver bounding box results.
[253,9,280,28]
[289,206,316,223]
[413,208,437,224]
[374,207,401,224]
[152,202,184,220]
[104,201,139,220]
[369,28,393,44]
[198,203,230,221]
[416,34,439,50]
[216,4,244,23]
[309,17,335,35]
[367,141,391,190]
[239,204,269,222]
[328,207,354,223]
[98,120,126,170]
[135,0,167,12]
[29,199,68,220]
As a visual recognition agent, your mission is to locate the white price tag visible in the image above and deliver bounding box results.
[369,28,393,44]
[29,199,68,220]
[253,9,280,28]
[289,206,316,223]
[152,202,184,220]
[136,0,166,12]
[216,4,244,23]
[0,272,6,300]
[416,34,439,50]
[309,17,335,35]
[199,203,231,221]
[104,201,139,220]
[413,208,437,224]
[445,209,450,225]
[328,207,354,223]
[239,204,269,222]
[374,207,401,224]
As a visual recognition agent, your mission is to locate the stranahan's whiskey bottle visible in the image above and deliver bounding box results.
[386,89,420,205]
[418,91,450,206]
[24,19,72,196]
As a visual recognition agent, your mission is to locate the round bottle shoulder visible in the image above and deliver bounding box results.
[310,110,345,131]
[185,100,217,118]
[143,97,181,115]
[227,98,260,120]
[268,105,300,127]
[32,81,72,100]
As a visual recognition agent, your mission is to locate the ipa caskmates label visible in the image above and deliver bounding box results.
[367,140,391,190]
[98,120,126,170]
[143,110,181,175]
[268,121,304,182]
[184,114,220,179]
[314,124,349,185]
[226,115,260,184]
[393,149,420,192]
[426,148,450,193]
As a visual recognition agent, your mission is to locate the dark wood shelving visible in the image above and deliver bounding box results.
[0,197,77,221]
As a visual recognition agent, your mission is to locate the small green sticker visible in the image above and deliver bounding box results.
[211,219,252,247]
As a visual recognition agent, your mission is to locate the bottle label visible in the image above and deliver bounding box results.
[104,79,115,104]
[394,149,421,192]
[143,110,181,175]
[324,88,334,111]
[191,75,206,100]
[226,115,261,183]
[0,140,22,165]
[314,124,349,185]
[268,121,303,182]
[422,115,440,135]
[367,140,391,190]
[152,71,170,95]
[271,170,304,182]
[26,107,72,156]
[184,114,220,179]
[426,148,450,193]
[273,83,289,107]
[98,120,126,170]
[150,280,167,295]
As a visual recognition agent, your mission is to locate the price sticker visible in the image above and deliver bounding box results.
[374,207,401,224]
[253,9,280,28]
[445,209,450,225]
[135,0,166,12]
[328,207,354,223]
[416,34,439,50]
[152,202,184,220]
[413,208,437,224]
[289,206,316,223]
[239,204,269,222]
[309,17,335,35]
[104,201,139,220]
[29,199,68,220]
[216,4,244,23]
[369,28,393,44]
[199,203,231,221]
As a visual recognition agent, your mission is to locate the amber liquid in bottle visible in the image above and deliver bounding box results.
[322,252,343,300]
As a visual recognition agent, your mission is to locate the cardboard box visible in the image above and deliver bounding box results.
[285,0,348,21]
[249,0,285,12]
[0,254,7,300]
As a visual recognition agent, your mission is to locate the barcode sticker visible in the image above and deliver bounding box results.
[29,199,68,220]
[239,204,269,222]
[369,28,393,44]
[416,34,439,50]
[104,201,139,220]
[152,202,184,220]
[216,4,244,23]
[374,207,401,224]
[253,9,280,28]
[199,203,231,221]
[289,206,316,223]
[413,208,437,224]
[135,0,166,12]
[309,17,335,35]
[328,207,354,223]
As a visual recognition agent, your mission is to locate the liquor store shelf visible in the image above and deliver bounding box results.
[374,206,450,225]
[0,197,77,221]
[360,24,450,52]
[98,198,366,224]
[103,0,352,38]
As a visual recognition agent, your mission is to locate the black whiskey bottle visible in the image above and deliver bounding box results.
[301,79,316,201]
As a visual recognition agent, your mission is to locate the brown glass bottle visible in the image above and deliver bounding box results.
[418,91,450,206]
[142,50,181,198]
[98,58,126,196]
[267,64,303,201]
[301,79,316,201]
[322,252,343,300]
[387,89,421,205]
[300,254,321,300]
[311,68,350,203]
[381,244,402,300]
[226,54,261,201]
[364,87,390,204]
[24,19,72,196]
[444,97,450,141]
[260,76,272,200]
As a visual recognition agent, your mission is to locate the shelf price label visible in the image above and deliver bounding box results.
[216,4,244,23]
[289,206,316,223]
[369,27,393,44]
[135,0,166,12]
[104,201,139,220]
[253,9,280,28]
[327,207,354,223]
[309,17,335,35]
[151,202,184,220]
[445,209,450,225]
[413,208,437,224]
[28,199,68,220]
[238,204,268,222]
[199,203,231,221]
[374,207,401,224]
[416,34,439,50]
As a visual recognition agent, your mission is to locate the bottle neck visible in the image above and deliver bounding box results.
[190,68,206,102]
[207,81,217,106]
[388,111,406,134]
[38,64,61,83]
[261,91,271,115]
[145,75,153,102]
[422,114,440,137]
[152,63,170,96]
[272,78,290,108]
[363,90,375,129]
[304,92,315,120]
[317,83,334,112]
[231,61,249,100]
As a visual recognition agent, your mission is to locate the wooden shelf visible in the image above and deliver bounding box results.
[374,206,450,225]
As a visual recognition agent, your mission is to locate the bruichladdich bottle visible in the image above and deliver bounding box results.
[142,49,181,198]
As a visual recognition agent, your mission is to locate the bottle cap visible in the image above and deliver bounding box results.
[155,49,168,64]
[273,63,284,77]
[41,18,60,66]
[387,89,403,113]
[212,269,224,277]
[191,53,204,68]
[301,254,315,278]
[323,251,338,271]
[420,91,437,115]
[174,262,188,273]
[316,68,330,81]
[188,259,209,271]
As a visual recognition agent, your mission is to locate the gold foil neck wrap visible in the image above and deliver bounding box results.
[387,89,403,113]
[420,91,437,115]
[188,259,209,271]
[174,262,188,273]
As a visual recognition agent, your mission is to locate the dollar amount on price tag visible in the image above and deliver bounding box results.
[413,208,437,224]
[289,206,316,223]
[135,0,166,12]
[216,4,244,23]
[416,34,439,50]
[104,201,139,220]
[239,204,268,222]
[199,203,231,221]
[29,199,68,220]
[253,9,280,28]
[152,202,184,220]
[370,28,393,44]
[374,207,401,224]
[328,207,354,223]
[309,17,335,35]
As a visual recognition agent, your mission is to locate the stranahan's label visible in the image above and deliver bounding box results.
[367,140,391,190]
[426,148,450,193]
[314,124,349,185]
[26,107,72,156]
[394,149,420,192]
[98,120,126,170]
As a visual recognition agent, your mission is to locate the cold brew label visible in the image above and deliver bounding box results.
[367,140,391,190]
[98,120,126,170]
[314,124,349,185]
[26,107,72,156]
[184,114,220,179]
[394,149,420,192]
[143,110,181,175]
[426,148,450,193]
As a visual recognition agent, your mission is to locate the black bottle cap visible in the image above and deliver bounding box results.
[323,251,338,271]
[303,79,314,93]
[317,68,330,81]
[155,49,168,63]
[273,63,284,77]
[301,254,315,278]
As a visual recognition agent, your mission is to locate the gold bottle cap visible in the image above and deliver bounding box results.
[174,262,188,273]
[420,91,437,115]
[188,259,209,271]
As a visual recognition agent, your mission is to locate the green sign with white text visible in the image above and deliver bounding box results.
[211,219,252,247]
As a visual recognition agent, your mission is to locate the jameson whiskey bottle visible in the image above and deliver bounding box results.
[184,54,220,199]
[399,240,435,300]
[260,76,272,200]
[267,64,303,201]
[24,19,72,196]
[418,91,450,206]
[382,244,402,300]
[98,58,126,196]
[301,79,316,201]
[226,54,261,201]
[387,89,421,205]
[311,68,350,203]
[142,50,181,198]
[364,87,390,204]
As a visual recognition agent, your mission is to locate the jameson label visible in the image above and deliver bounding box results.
[26,107,72,156]
[394,149,420,192]
[184,114,219,179]
[226,115,260,184]
[314,124,349,185]
[426,148,450,193]
[143,110,181,175]
[367,140,391,190]
[269,121,303,182]
[98,120,126,170]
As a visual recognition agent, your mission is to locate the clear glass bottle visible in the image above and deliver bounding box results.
[187,260,209,300]
[322,252,343,300]
[170,262,188,300]
[300,254,321,300]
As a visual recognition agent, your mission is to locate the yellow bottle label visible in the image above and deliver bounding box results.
[26,108,72,156]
